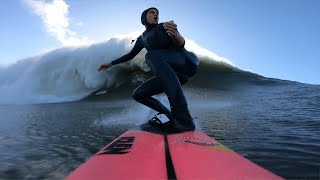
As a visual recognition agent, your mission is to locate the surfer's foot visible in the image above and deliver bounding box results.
[166,107,195,132]
[146,111,195,133]
[147,112,171,128]
[162,118,195,133]
[147,113,163,128]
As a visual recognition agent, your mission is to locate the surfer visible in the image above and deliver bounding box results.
[97,7,199,132]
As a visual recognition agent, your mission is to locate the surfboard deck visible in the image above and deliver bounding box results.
[167,131,282,179]
[67,130,283,180]
[67,130,167,180]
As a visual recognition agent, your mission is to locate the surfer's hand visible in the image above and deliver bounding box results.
[164,20,185,47]
[97,63,112,72]
[163,20,178,37]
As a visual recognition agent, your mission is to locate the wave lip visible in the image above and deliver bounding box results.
[0,32,285,104]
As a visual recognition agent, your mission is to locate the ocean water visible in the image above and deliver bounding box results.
[0,34,319,179]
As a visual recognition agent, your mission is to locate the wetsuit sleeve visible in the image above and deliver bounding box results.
[111,36,144,65]
[175,30,185,48]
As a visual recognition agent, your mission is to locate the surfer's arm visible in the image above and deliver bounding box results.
[171,31,185,47]
[111,36,144,65]
[164,21,185,47]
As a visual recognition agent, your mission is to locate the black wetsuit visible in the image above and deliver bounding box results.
[111,23,198,131]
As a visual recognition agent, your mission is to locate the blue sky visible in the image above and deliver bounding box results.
[1,0,319,85]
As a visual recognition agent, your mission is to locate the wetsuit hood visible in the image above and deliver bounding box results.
[141,7,158,30]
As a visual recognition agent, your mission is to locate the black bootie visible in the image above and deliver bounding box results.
[162,106,195,132]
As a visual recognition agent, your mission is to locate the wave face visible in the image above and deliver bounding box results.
[0,33,292,104]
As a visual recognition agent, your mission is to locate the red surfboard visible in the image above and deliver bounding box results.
[67,130,283,180]
[167,132,282,179]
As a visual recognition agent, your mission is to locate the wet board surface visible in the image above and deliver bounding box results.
[67,130,283,180]
[167,131,283,180]
[67,130,166,180]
